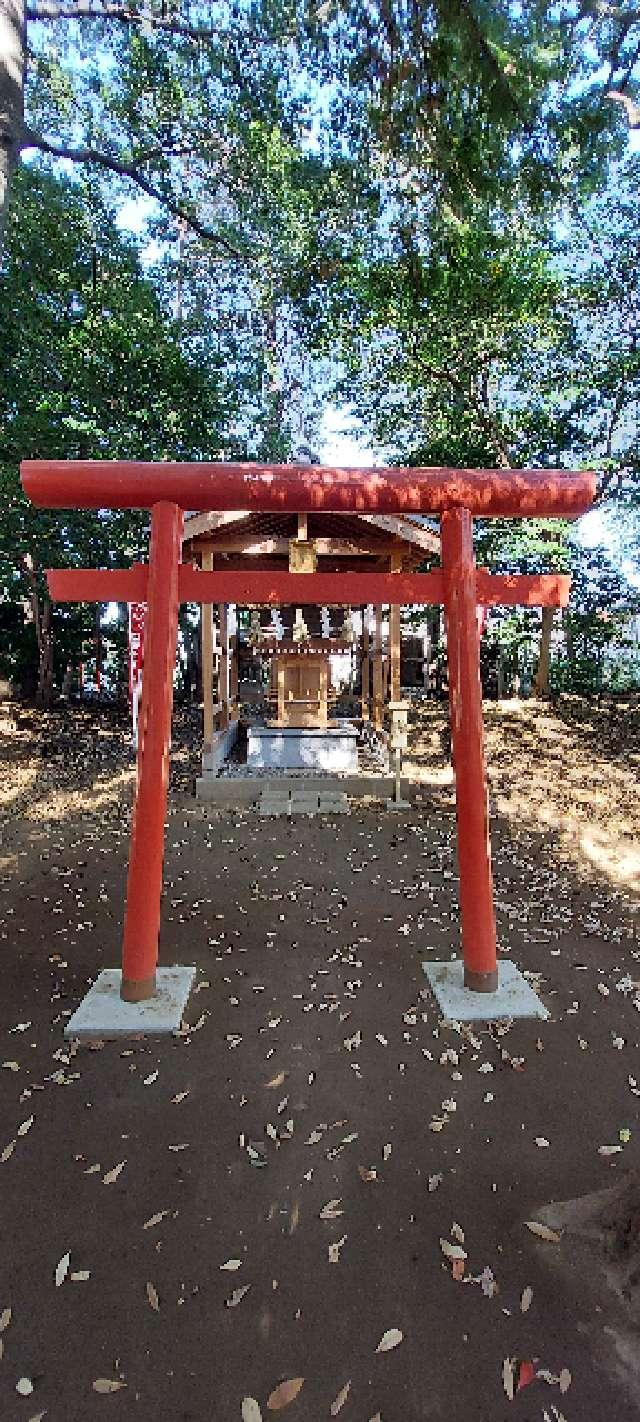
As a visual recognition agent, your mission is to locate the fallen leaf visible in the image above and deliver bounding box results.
[242,1400,263,1422]
[516,1360,538,1392]
[146,1281,160,1312]
[0,1307,11,1332]
[266,1377,304,1410]
[143,1211,170,1230]
[16,1377,34,1396]
[17,1116,34,1137]
[55,1252,70,1288]
[535,1137,550,1148]
[1,1140,16,1162]
[266,1072,286,1089]
[328,1235,347,1263]
[320,1199,343,1220]
[143,1070,159,1086]
[358,1165,377,1182]
[93,1379,126,1393]
[220,1259,242,1272]
[102,1161,126,1185]
[226,1285,251,1307]
[520,1286,533,1313]
[382,1144,392,1161]
[524,1221,562,1243]
[502,1358,516,1401]
[559,1368,572,1393]
[70,1270,91,1282]
[376,1328,403,1353]
[440,1239,467,1262]
[598,1144,623,1156]
[330,1380,351,1415]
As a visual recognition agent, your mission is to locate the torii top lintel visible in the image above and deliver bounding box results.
[20,460,596,518]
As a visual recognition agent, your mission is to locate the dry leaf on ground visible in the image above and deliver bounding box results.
[330,1380,351,1415]
[440,1239,467,1262]
[520,1286,533,1313]
[102,1161,126,1185]
[524,1221,562,1243]
[266,1377,304,1410]
[242,1400,263,1422]
[146,1281,160,1312]
[93,1379,126,1393]
[376,1328,403,1353]
[55,1252,70,1287]
[143,1211,170,1230]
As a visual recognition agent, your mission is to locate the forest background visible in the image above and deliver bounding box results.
[1,0,639,705]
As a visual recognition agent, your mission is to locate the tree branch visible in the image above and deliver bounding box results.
[25,1,223,41]
[22,129,249,258]
[417,355,514,468]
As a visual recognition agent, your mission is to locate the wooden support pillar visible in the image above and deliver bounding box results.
[389,549,402,704]
[372,604,384,729]
[201,548,214,751]
[218,602,229,730]
[121,501,182,1001]
[229,611,239,721]
[423,624,432,692]
[361,605,371,720]
[441,507,498,993]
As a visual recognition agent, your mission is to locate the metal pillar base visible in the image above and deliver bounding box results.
[422,959,548,1022]
[64,966,196,1039]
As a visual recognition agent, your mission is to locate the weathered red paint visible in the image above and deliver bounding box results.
[28,457,596,1001]
[441,508,498,991]
[22,459,596,518]
[120,503,183,1001]
[47,566,571,609]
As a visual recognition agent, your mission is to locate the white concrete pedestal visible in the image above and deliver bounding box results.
[247,724,358,772]
[422,959,548,1022]
[64,966,196,1040]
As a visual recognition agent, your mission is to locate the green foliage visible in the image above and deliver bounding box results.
[0,164,240,690]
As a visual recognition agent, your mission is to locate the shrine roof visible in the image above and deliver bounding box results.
[182,509,439,560]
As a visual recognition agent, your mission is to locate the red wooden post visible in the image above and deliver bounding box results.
[441,508,498,992]
[121,502,183,1001]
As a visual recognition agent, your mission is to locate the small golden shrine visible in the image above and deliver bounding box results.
[258,638,347,729]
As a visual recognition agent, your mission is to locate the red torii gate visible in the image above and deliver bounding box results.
[21,460,596,1004]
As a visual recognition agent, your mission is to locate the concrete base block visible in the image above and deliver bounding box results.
[64,966,197,1040]
[259,799,290,817]
[422,959,548,1022]
[319,795,349,814]
[196,775,406,807]
[290,793,320,815]
[386,798,412,811]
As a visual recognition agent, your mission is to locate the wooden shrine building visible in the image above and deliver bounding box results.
[183,509,439,767]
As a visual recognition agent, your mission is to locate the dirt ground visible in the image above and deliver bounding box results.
[0,695,639,1422]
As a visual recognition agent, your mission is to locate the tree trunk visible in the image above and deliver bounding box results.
[533,606,555,698]
[0,0,26,249]
[34,595,53,707]
[21,553,54,708]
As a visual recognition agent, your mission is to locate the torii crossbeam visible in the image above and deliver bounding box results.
[21,460,595,1011]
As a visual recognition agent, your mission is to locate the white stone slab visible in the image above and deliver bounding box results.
[64,966,197,1040]
[247,724,358,772]
[422,959,548,1022]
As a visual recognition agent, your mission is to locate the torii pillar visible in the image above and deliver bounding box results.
[20,459,596,1032]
